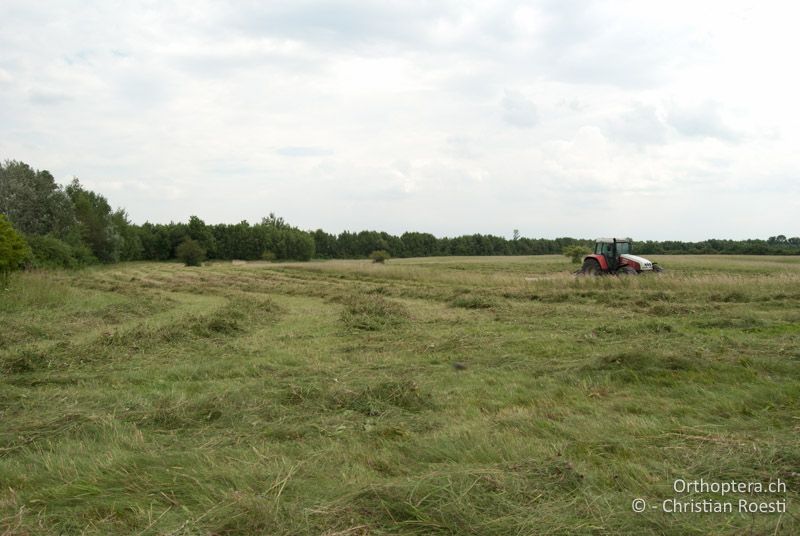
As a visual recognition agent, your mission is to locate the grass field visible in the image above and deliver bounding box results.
[1,255,798,535]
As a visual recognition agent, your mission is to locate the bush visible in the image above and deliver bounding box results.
[25,234,94,269]
[0,214,30,286]
[176,237,206,267]
[563,245,590,264]
[370,250,391,264]
[261,250,277,262]
[285,230,315,261]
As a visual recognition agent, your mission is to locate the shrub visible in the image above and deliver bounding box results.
[370,250,391,264]
[25,234,95,269]
[563,245,590,264]
[261,250,276,262]
[176,237,206,267]
[70,241,97,265]
[0,214,30,287]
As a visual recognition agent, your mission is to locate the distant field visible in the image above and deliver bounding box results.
[1,255,798,535]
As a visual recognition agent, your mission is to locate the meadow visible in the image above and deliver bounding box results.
[1,255,798,535]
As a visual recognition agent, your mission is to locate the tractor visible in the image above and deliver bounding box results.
[579,238,663,276]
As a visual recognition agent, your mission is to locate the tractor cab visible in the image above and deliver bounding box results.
[593,238,631,271]
[580,238,661,276]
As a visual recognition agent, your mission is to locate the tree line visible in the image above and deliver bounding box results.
[0,161,317,268]
[0,159,798,274]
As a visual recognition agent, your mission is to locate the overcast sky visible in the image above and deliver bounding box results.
[1,1,798,240]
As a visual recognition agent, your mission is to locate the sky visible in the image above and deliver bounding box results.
[1,0,798,240]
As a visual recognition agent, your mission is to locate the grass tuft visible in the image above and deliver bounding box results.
[329,380,434,416]
[339,295,409,331]
[450,294,496,309]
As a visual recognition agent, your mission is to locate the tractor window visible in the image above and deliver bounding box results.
[596,242,631,255]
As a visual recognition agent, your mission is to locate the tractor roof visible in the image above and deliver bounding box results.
[595,237,632,243]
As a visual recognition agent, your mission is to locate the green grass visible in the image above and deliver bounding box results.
[1,256,798,535]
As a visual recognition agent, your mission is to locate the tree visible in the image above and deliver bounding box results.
[283,229,315,260]
[563,245,590,263]
[176,237,205,266]
[0,160,76,237]
[111,209,143,261]
[313,229,337,258]
[370,250,390,263]
[187,215,216,258]
[400,232,438,257]
[262,212,289,229]
[65,179,121,263]
[0,214,30,287]
[24,235,93,268]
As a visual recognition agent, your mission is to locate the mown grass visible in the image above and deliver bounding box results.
[1,255,798,535]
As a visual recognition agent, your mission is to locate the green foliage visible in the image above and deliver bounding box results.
[0,160,140,266]
[176,237,206,266]
[187,215,216,257]
[285,229,315,261]
[65,179,123,263]
[262,212,288,228]
[401,231,440,257]
[136,221,190,261]
[132,217,315,263]
[4,158,800,270]
[24,234,95,268]
[0,214,30,285]
[209,218,314,261]
[369,249,390,263]
[0,160,76,237]
[111,209,143,261]
[563,245,591,263]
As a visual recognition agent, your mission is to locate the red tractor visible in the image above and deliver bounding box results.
[579,238,663,276]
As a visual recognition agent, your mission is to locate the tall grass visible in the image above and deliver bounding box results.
[1,255,798,534]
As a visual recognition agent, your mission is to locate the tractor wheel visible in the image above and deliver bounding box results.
[579,258,601,276]
[619,266,638,276]
[653,264,664,273]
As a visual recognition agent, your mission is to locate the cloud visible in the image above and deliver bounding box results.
[667,101,739,142]
[0,68,13,85]
[220,0,448,50]
[28,90,73,106]
[444,135,481,159]
[0,0,797,240]
[502,90,538,127]
[533,1,713,88]
[276,146,333,157]
[607,103,669,145]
